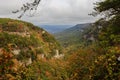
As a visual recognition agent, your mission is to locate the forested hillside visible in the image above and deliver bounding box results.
[55,0,120,79]
[0,18,64,80]
[63,0,120,79]
[54,24,91,46]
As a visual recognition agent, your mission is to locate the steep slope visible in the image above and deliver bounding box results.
[54,23,92,48]
[0,18,62,73]
[0,18,62,59]
[0,18,64,79]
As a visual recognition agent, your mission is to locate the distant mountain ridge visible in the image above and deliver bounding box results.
[54,23,92,47]
[59,23,91,33]
[39,25,73,34]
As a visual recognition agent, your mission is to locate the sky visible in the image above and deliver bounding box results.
[0,0,99,25]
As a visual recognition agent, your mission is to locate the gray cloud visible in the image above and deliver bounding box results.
[0,0,99,25]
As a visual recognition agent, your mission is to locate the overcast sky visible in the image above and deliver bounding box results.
[0,0,99,25]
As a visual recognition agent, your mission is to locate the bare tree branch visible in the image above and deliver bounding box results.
[12,0,41,18]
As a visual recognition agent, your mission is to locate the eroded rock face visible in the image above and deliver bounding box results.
[12,49,20,55]
[26,58,32,66]
[6,32,30,37]
[118,56,120,61]
[42,31,45,34]
[54,50,64,59]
